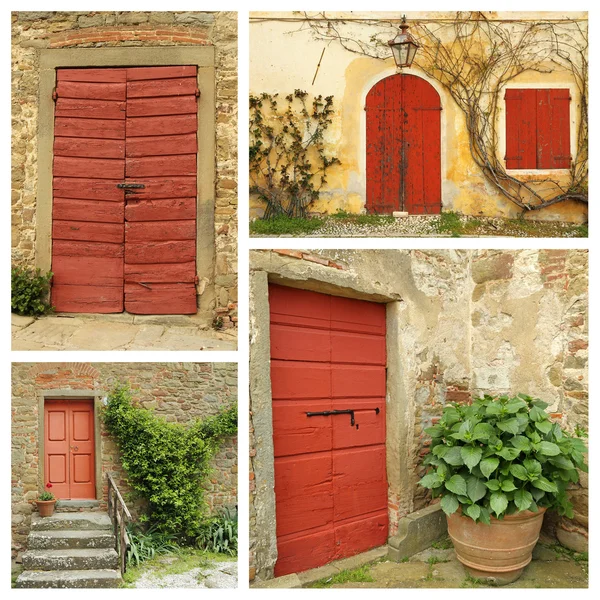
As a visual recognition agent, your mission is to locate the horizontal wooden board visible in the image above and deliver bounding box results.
[125,240,196,264]
[52,284,123,313]
[331,365,386,398]
[124,282,197,315]
[125,198,196,222]
[53,220,124,244]
[57,68,127,83]
[125,133,197,158]
[275,529,336,578]
[127,77,197,98]
[126,66,196,81]
[54,117,125,140]
[54,137,125,160]
[124,261,196,283]
[53,156,124,180]
[127,95,197,118]
[57,81,126,101]
[270,324,330,363]
[53,198,124,224]
[125,220,196,242]
[331,331,386,366]
[55,98,126,120]
[126,114,197,137]
[126,154,196,178]
[52,255,124,286]
[332,399,385,450]
[334,512,388,562]
[121,176,196,200]
[270,361,331,400]
[53,178,124,201]
[52,240,124,258]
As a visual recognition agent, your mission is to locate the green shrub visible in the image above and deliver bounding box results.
[126,523,179,567]
[11,266,53,316]
[196,506,238,556]
[418,394,588,522]
[103,384,237,541]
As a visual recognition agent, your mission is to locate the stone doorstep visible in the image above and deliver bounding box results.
[56,499,100,511]
[22,548,119,571]
[16,569,121,589]
[28,530,115,550]
[31,512,112,531]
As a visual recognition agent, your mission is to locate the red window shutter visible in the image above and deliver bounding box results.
[538,89,571,169]
[505,89,537,169]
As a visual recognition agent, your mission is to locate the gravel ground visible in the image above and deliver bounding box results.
[134,560,237,589]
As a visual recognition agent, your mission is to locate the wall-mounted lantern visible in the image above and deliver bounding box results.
[388,15,419,69]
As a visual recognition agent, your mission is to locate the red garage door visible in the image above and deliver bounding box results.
[51,66,198,314]
[269,284,388,577]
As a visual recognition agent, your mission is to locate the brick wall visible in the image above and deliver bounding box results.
[11,362,238,555]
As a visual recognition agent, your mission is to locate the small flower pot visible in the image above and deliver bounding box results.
[35,499,56,518]
[447,507,547,585]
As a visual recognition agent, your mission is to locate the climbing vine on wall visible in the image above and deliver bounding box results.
[249,90,341,218]
[103,384,237,541]
[295,11,588,213]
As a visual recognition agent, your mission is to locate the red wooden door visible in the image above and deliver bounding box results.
[366,74,441,214]
[44,400,96,500]
[51,66,198,314]
[269,284,388,577]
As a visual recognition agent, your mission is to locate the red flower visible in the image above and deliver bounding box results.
[46,483,53,488]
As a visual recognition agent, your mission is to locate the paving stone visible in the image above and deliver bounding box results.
[66,323,138,350]
[11,314,35,328]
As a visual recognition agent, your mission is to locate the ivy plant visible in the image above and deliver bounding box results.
[103,384,237,541]
[419,394,587,524]
[11,266,54,316]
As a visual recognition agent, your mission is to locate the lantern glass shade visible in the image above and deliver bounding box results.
[388,23,419,68]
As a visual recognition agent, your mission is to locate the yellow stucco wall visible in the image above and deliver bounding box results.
[250,12,587,222]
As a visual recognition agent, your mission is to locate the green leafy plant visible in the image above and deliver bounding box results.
[196,506,237,556]
[419,394,588,523]
[249,90,341,219]
[38,482,55,501]
[103,384,237,541]
[11,266,54,316]
[126,523,179,567]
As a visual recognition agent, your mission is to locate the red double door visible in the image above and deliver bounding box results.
[269,284,388,576]
[366,73,441,215]
[44,400,96,500]
[51,66,198,314]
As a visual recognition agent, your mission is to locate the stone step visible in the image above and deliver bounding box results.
[22,548,119,571]
[31,512,112,532]
[56,500,100,512]
[28,529,115,550]
[15,569,121,589]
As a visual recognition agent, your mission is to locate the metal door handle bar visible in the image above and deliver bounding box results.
[306,407,380,427]
[116,183,145,189]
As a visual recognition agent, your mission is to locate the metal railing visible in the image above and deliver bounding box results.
[107,473,132,575]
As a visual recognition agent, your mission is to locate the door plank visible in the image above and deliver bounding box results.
[126,154,196,178]
[53,156,124,180]
[125,197,196,221]
[125,240,196,264]
[54,117,125,139]
[126,133,197,157]
[53,220,124,244]
[54,137,125,160]
[55,98,126,120]
[123,282,197,314]
[127,77,197,98]
[126,114,197,137]
[53,198,125,224]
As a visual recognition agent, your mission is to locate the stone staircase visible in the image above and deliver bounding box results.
[16,510,122,588]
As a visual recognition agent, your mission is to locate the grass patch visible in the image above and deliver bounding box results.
[461,574,494,588]
[331,210,396,226]
[310,565,374,588]
[11,565,23,588]
[431,536,453,550]
[548,544,588,575]
[249,215,323,235]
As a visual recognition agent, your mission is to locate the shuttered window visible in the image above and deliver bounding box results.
[505,88,571,169]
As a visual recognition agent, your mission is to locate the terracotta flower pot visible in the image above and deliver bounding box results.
[447,507,547,585]
[36,499,56,518]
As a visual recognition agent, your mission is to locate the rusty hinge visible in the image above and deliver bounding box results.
[52,88,58,101]
[195,88,201,98]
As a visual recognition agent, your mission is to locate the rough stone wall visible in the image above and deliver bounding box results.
[248,249,588,578]
[11,11,237,315]
[11,362,238,555]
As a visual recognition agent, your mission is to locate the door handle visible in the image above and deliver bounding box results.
[116,183,145,189]
[305,408,380,427]
[70,446,79,452]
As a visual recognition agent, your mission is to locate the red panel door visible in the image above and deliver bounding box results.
[45,400,95,500]
[51,66,198,314]
[269,285,388,577]
[366,74,441,214]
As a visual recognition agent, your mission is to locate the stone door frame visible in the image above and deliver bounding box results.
[250,267,414,578]
[36,47,216,304]
[38,389,103,501]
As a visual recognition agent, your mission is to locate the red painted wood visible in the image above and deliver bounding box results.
[57,81,126,101]
[54,137,125,159]
[123,176,197,200]
[505,89,536,169]
[53,156,124,179]
[126,154,196,177]
[125,220,196,241]
[366,74,441,214]
[125,198,196,221]
[55,98,126,120]
[53,198,124,224]
[126,133,197,158]
[123,282,197,314]
[54,117,125,140]
[57,68,127,83]
[53,240,124,258]
[124,240,196,264]
[126,114,197,137]
[53,178,124,201]
[127,96,197,118]
[51,284,123,313]
[124,261,196,283]
[126,66,197,80]
[52,255,123,287]
[53,220,124,244]
[127,77,197,98]
[269,284,388,576]
[45,400,96,500]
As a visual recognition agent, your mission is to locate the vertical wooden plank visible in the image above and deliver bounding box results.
[536,89,552,169]
[382,75,402,213]
[549,89,571,169]
[365,78,385,214]
[521,89,538,169]
[505,89,523,169]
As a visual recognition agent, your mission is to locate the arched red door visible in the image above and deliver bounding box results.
[366,74,441,214]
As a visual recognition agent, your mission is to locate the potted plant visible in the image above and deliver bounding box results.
[35,483,56,517]
[419,394,588,584]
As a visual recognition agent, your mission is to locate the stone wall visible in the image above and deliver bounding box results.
[11,11,237,317]
[11,362,238,555]
[248,249,588,579]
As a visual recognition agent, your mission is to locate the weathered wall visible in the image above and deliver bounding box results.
[249,11,587,223]
[11,11,238,317]
[248,249,588,579]
[11,362,238,555]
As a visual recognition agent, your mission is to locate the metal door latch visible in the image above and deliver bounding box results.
[117,183,145,189]
[306,407,380,427]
